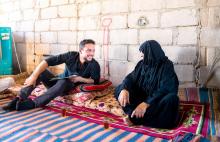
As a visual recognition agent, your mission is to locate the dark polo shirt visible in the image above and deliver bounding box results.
[45,51,100,84]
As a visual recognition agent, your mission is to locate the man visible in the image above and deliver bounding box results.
[115,40,179,129]
[3,39,100,111]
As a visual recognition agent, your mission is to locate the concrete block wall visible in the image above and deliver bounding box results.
[0,0,220,87]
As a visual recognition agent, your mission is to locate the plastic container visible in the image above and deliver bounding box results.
[0,27,12,75]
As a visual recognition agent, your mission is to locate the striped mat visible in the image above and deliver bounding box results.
[0,98,171,142]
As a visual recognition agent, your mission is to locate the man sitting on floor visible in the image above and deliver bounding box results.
[2,39,100,111]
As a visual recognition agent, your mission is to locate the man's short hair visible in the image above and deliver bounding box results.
[79,39,95,50]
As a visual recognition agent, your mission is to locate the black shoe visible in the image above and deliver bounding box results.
[2,97,19,111]
[16,99,36,111]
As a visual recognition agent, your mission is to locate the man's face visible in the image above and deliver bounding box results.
[80,43,95,61]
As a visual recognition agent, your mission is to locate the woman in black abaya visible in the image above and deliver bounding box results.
[115,40,179,129]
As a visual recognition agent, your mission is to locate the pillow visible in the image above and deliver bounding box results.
[65,92,94,104]
[65,87,114,102]
[69,79,112,94]
[31,84,47,97]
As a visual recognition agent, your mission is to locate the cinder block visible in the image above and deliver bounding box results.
[25,32,34,43]
[69,45,78,52]
[69,18,77,30]
[6,22,17,32]
[12,1,20,11]
[15,43,26,55]
[139,29,172,45]
[27,64,35,73]
[198,66,220,88]
[126,62,136,74]
[161,9,198,27]
[131,0,165,11]
[101,15,127,29]
[50,0,68,6]
[35,43,50,55]
[110,29,138,44]
[35,20,49,31]
[128,45,142,63]
[77,30,102,44]
[23,9,39,20]
[79,2,100,16]
[50,18,69,31]
[25,43,34,53]
[206,48,220,67]
[96,59,104,76]
[0,14,8,24]
[58,31,77,44]
[174,65,194,82]
[200,8,208,27]
[108,45,127,60]
[179,82,196,88]
[109,75,124,86]
[109,61,129,77]
[17,21,34,31]
[41,7,57,19]
[208,7,220,28]
[9,11,22,21]
[199,47,206,66]
[165,0,195,8]
[178,27,197,45]
[128,12,158,28]
[94,44,101,59]
[102,0,128,14]
[207,0,220,6]
[109,62,136,86]
[41,32,57,43]
[69,0,75,3]
[162,46,197,64]
[50,44,69,55]
[26,54,35,65]
[20,0,33,9]
[35,32,40,43]
[201,28,220,47]
[58,4,77,17]
[0,2,13,12]
[13,32,24,42]
[78,16,99,30]
[38,0,49,8]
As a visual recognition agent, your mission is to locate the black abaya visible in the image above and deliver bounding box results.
[115,40,179,129]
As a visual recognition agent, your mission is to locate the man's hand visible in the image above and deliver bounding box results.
[24,75,37,87]
[69,76,83,83]
[118,89,130,107]
[131,102,150,118]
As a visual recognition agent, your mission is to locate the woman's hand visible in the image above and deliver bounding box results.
[131,102,150,118]
[118,89,130,107]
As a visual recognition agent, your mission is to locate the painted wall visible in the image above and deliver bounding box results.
[0,0,220,88]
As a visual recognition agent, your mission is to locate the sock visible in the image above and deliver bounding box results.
[2,97,19,111]
[16,99,36,111]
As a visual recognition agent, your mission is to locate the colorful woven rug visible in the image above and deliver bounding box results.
[46,100,210,139]
[0,98,170,142]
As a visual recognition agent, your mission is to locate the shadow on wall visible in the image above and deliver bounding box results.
[12,32,27,74]
[199,66,220,88]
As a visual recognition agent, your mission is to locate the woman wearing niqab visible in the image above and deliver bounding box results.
[115,40,179,128]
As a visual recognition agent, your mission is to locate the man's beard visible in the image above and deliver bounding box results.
[84,56,93,62]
